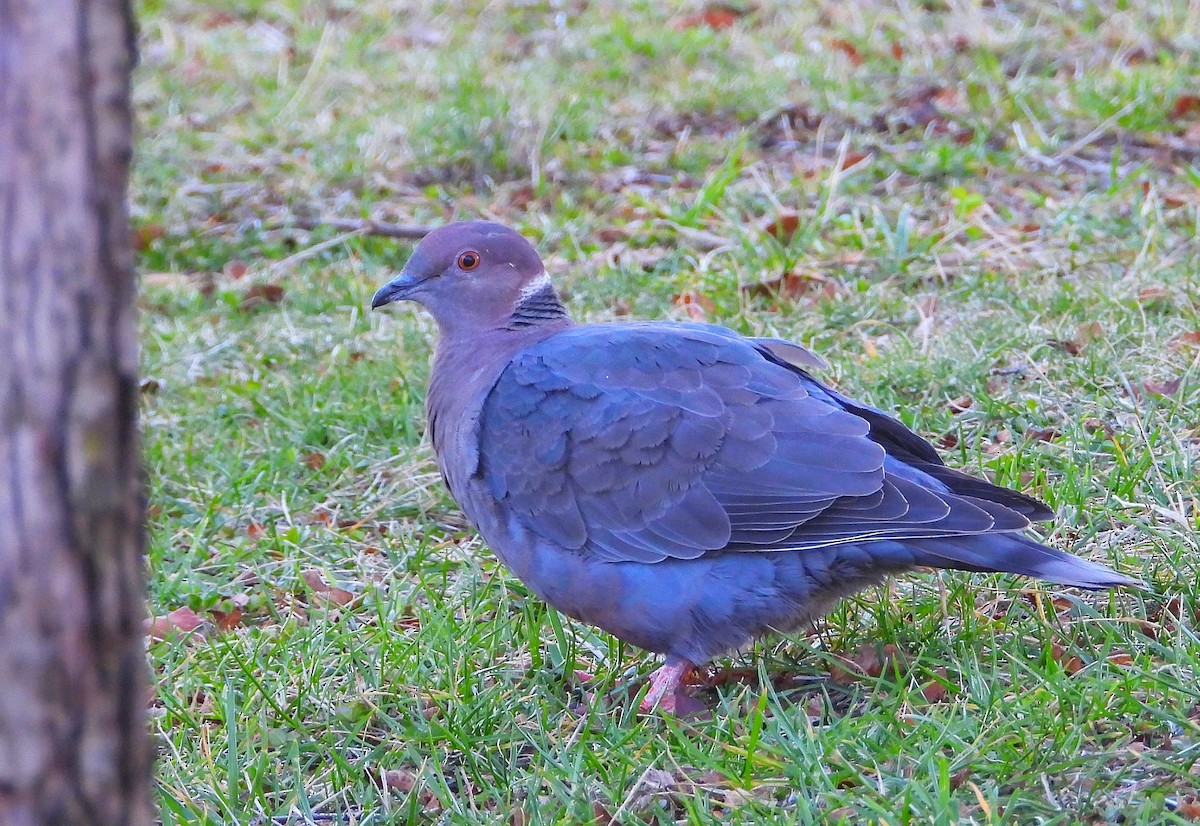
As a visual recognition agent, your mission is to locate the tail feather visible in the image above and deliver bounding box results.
[913,533,1142,590]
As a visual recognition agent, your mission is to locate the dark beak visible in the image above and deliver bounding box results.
[371,272,424,309]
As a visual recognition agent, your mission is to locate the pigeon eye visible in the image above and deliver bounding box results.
[457,251,481,271]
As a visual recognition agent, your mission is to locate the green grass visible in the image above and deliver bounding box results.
[137,1,1200,823]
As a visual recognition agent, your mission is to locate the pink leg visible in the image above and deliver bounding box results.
[640,657,705,716]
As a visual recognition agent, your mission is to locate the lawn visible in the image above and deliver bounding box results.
[135,1,1199,823]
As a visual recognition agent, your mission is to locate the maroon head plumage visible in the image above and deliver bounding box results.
[371,221,564,337]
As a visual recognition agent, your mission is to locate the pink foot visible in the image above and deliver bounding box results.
[639,658,707,716]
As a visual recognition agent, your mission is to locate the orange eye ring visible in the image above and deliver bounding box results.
[457,251,481,271]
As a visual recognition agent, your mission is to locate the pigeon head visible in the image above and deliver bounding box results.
[371,221,566,335]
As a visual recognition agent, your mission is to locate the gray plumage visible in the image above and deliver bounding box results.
[372,221,1137,710]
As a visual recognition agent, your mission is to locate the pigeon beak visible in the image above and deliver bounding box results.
[371,272,423,309]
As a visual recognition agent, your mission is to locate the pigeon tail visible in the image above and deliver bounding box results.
[911,533,1142,590]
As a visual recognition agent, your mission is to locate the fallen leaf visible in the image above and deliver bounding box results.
[1168,331,1200,351]
[301,569,354,606]
[1142,377,1182,397]
[830,38,864,66]
[1137,285,1171,305]
[673,4,744,30]
[920,668,952,702]
[760,210,800,241]
[302,451,326,470]
[1175,793,1200,820]
[146,606,207,640]
[890,42,904,60]
[1063,320,1104,355]
[1025,426,1061,442]
[836,150,871,169]
[592,799,617,824]
[246,521,266,540]
[829,642,903,685]
[741,272,836,302]
[239,283,285,310]
[132,223,165,251]
[375,769,442,810]
[672,291,714,321]
[1107,652,1134,667]
[946,394,973,414]
[1170,95,1200,120]
[1083,417,1115,438]
[139,378,161,395]
[595,226,627,244]
[937,432,959,449]
[1050,643,1085,675]
[510,808,530,826]
[224,260,249,280]
[210,607,244,632]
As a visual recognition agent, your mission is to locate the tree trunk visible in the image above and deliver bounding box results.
[0,1,153,823]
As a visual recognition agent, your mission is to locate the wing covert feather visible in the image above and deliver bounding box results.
[477,323,1037,563]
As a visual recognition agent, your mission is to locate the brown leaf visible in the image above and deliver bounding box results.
[307,508,337,527]
[1050,643,1084,675]
[132,223,165,251]
[837,150,871,169]
[239,283,285,310]
[890,42,904,60]
[592,800,617,825]
[1083,418,1115,438]
[1168,331,1200,351]
[920,669,951,703]
[301,569,355,606]
[673,4,744,30]
[760,210,800,241]
[146,606,207,640]
[224,260,249,280]
[1170,95,1200,120]
[672,291,714,321]
[1142,377,1182,397]
[1064,320,1104,355]
[830,38,864,66]
[1137,285,1171,305]
[375,769,441,810]
[937,432,959,449]
[946,394,973,414]
[595,227,627,244]
[1107,652,1134,667]
[210,607,244,632]
[1025,426,1061,442]
[302,451,326,470]
[829,642,903,685]
[1175,794,1200,820]
[510,808,530,826]
[741,271,835,301]
[246,521,266,540]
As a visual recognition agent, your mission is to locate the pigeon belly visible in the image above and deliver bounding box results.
[457,479,913,664]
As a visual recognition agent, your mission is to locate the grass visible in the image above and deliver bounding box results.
[136,1,1200,823]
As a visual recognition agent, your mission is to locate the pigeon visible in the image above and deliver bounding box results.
[371,220,1138,714]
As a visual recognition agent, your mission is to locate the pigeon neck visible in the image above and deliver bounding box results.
[505,274,569,331]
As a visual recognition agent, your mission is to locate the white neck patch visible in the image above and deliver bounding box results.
[517,271,553,302]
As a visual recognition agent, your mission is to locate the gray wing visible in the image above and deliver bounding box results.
[477,322,1037,564]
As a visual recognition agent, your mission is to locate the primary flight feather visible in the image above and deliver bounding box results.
[372,220,1137,713]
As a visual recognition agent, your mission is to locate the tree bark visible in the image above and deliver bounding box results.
[0,1,153,824]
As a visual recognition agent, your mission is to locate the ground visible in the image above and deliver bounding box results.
[136,1,1199,823]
